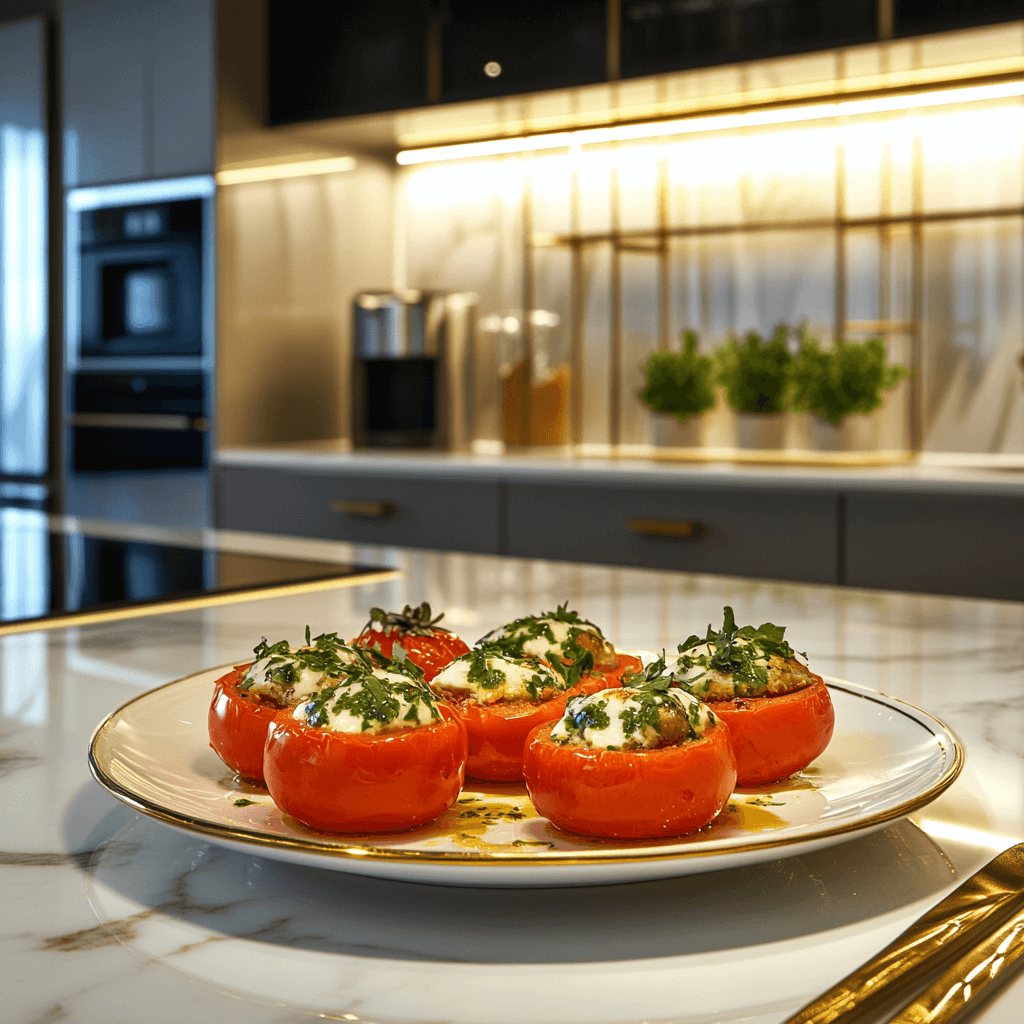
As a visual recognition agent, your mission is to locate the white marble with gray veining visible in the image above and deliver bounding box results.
[3,522,1024,1023]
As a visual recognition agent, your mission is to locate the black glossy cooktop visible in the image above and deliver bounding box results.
[0,511,388,630]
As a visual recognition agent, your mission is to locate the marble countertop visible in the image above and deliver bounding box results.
[215,441,1024,497]
[4,519,1024,1023]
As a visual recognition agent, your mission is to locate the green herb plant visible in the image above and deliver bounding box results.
[641,330,717,422]
[715,326,793,414]
[790,333,911,425]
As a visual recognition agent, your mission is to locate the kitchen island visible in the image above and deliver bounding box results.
[3,518,1024,1023]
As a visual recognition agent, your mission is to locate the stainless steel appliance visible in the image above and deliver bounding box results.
[351,290,476,449]
[65,177,215,527]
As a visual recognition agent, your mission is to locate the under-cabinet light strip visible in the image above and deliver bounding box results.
[216,155,357,185]
[396,78,1024,165]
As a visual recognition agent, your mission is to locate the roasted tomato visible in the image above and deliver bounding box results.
[208,664,274,782]
[263,667,468,832]
[351,602,470,681]
[432,648,610,781]
[708,679,834,787]
[670,606,834,785]
[523,684,737,839]
[208,631,376,784]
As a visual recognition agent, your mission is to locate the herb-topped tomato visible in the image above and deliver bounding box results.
[432,646,610,781]
[669,606,834,786]
[263,662,467,832]
[524,663,737,838]
[482,604,640,689]
[208,629,378,783]
[351,602,470,681]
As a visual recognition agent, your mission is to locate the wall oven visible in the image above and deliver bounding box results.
[64,177,215,525]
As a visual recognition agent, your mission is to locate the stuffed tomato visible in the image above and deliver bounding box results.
[351,602,470,681]
[524,680,737,839]
[670,606,834,786]
[432,647,610,781]
[208,630,373,783]
[264,666,467,832]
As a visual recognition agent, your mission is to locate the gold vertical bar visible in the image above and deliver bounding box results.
[910,130,925,452]
[606,0,621,81]
[658,142,671,351]
[570,146,585,447]
[834,133,847,347]
[426,12,442,103]
[523,157,535,446]
[878,0,895,41]
[610,147,623,447]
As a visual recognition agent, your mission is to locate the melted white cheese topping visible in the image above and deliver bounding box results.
[433,653,559,704]
[504,617,576,662]
[244,645,359,704]
[293,671,437,735]
[550,686,715,750]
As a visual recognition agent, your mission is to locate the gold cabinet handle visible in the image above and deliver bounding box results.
[330,500,396,518]
[626,518,706,539]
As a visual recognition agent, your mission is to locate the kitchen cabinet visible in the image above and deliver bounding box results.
[215,465,504,554]
[63,0,214,186]
[844,491,1024,601]
[440,0,607,103]
[266,0,432,123]
[505,480,840,584]
[620,0,876,79]
[215,454,1024,600]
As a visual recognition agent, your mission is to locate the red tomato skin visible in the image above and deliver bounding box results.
[263,706,468,832]
[448,674,611,782]
[208,665,276,783]
[351,628,470,681]
[709,678,835,787]
[589,651,643,687]
[523,721,738,839]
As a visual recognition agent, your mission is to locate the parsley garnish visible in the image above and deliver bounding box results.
[482,603,601,688]
[242,629,383,692]
[301,667,440,732]
[675,606,803,697]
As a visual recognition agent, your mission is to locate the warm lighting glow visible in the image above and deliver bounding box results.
[916,818,1020,851]
[396,78,1024,165]
[216,155,357,185]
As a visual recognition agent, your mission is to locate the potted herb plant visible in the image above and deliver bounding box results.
[791,334,911,451]
[715,326,793,449]
[641,330,717,447]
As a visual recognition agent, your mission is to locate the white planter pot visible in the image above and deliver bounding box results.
[736,413,786,450]
[652,413,705,448]
[809,413,882,452]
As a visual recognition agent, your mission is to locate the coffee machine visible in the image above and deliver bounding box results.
[351,290,476,449]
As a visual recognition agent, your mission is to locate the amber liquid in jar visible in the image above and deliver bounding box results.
[501,360,569,446]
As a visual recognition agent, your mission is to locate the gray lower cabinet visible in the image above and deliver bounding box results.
[844,492,1024,601]
[215,466,504,554]
[505,482,841,585]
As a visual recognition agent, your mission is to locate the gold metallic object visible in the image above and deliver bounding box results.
[0,569,402,637]
[782,844,1024,1024]
[626,517,706,539]
[890,906,1024,1023]
[330,500,397,518]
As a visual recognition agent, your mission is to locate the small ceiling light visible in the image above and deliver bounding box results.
[484,61,502,78]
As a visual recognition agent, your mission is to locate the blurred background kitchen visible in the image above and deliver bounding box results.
[1,0,1023,600]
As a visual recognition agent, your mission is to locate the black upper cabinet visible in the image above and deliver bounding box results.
[266,0,432,124]
[440,0,607,102]
[621,0,877,79]
[896,0,1024,37]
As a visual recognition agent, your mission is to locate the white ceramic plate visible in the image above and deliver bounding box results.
[89,666,963,887]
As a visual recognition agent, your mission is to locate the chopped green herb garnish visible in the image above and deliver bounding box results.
[233,798,256,807]
[674,606,804,697]
[301,667,440,732]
